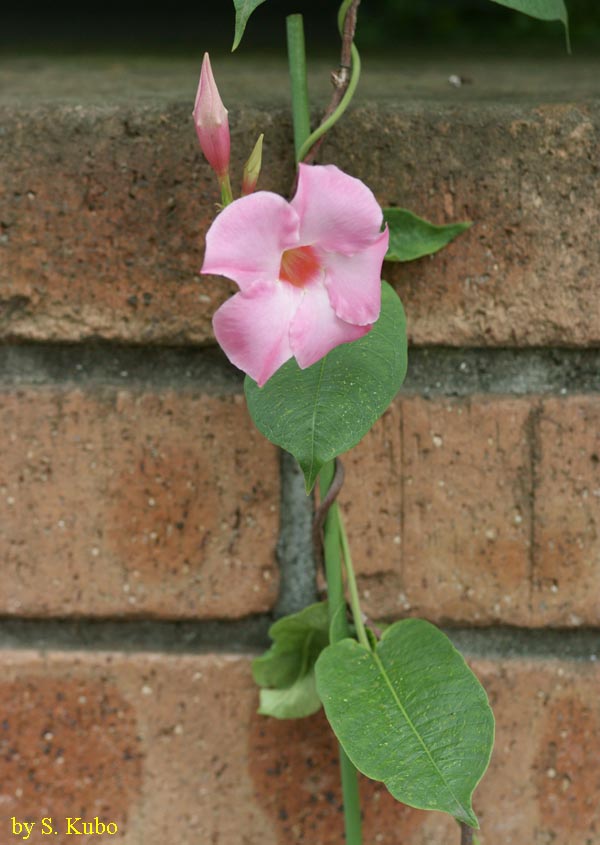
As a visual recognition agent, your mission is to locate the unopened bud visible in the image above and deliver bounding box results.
[193,53,231,180]
[242,134,264,196]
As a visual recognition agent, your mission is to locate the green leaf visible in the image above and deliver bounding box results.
[383,208,471,263]
[253,602,329,688]
[232,0,268,51]
[253,602,329,719]
[488,0,570,51]
[315,619,495,827]
[258,671,321,720]
[244,282,407,492]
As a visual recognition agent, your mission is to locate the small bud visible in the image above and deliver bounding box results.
[193,53,231,180]
[241,134,264,196]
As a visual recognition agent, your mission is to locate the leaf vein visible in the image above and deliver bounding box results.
[371,649,467,818]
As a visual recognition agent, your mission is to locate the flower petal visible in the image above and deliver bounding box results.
[323,228,388,326]
[291,164,384,254]
[213,281,302,386]
[202,192,300,290]
[289,283,371,370]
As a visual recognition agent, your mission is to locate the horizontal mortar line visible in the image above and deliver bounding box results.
[0,343,598,395]
[445,627,600,661]
[0,617,597,660]
[0,616,273,655]
[0,343,244,393]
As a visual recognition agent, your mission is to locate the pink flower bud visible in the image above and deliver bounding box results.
[193,53,231,179]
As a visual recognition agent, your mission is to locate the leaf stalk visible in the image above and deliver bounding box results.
[319,459,363,845]
[338,510,370,650]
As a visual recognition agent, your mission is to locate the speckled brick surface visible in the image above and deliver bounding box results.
[0,388,279,618]
[1,61,599,347]
[1,56,599,845]
[533,396,600,624]
[342,394,600,627]
[0,651,598,845]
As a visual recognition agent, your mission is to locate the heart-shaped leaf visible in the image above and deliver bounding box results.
[315,619,495,827]
[244,282,407,492]
[232,0,268,51]
[383,208,471,263]
[488,0,570,51]
[253,602,329,719]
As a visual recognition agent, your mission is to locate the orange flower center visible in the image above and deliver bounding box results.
[279,246,321,288]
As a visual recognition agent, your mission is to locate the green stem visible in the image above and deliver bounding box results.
[319,462,350,642]
[219,172,233,206]
[338,511,369,650]
[296,0,362,163]
[319,461,363,845]
[337,0,354,30]
[286,14,311,163]
[297,44,360,162]
[340,749,363,844]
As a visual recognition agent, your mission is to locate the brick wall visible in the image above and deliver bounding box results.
[1,59,599,844]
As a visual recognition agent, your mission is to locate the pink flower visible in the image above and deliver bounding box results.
[201,164,389,387]
[193,53,230,179]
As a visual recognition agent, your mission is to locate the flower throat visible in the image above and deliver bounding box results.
[279,245,321,288]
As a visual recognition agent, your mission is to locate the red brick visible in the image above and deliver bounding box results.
[343,396,534,625]
[344,394,600,627]
[375,103,600,347]
[475,657,600,845]
[532,396,600,625]
[0,388,279,617]
[338,402,402,577]
[0,650,598,844]
[0,102,284,346]
[1,88,599,346]
[0,650,265,844]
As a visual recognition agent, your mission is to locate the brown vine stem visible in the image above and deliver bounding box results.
[312,457,345,572]
[460,823,474,845]
[302,0,361,165]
